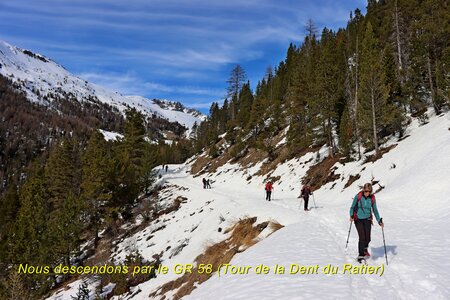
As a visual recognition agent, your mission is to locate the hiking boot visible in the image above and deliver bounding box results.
[357,256,365,263]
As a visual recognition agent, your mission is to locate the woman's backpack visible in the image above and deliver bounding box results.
[352,192,375,221]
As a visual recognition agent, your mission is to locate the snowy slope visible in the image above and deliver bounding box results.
[0,40,205,131]
[186,111,450,299]
[48,111,450,300]
[99,129,124,142]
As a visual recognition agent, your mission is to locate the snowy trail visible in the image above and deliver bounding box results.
[183,181,450,299]
[274,196,450,299]
[165,165,304,225]
[165,159,449,299]
[163,168,401,299]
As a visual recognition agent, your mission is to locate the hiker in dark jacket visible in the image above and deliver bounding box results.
[301,184,313,211]
[206,179,211,189]
[349,183,384,262]
[202,178,207,189]
[265,182,273,201]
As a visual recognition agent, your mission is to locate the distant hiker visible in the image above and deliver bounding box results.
[206,179,211,189]
[349,183,384,263]
[301,184,313,211]
[265,181,273,201]
[202,178,207,189]
[165,165,168,172]
[162,164,165,171]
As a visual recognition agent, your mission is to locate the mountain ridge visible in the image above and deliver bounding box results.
[0,40,206,133]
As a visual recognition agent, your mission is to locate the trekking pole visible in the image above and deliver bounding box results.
[345,221,352,249]
[312,194,317,209]
[381,223,389,265]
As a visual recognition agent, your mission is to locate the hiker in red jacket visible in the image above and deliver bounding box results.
[265,181,273,201]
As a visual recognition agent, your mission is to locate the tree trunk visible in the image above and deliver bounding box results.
[327,117,334,158]
[427,52,439,113]
[371,86,379,156]
[355,37,361,160]
[94,223,99,249]
[394,0,404,84]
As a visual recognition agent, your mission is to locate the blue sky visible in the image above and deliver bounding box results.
[0,0,366,113]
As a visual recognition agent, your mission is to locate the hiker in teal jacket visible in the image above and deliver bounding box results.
[349,183,384,261]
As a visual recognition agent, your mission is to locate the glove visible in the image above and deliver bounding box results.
[378,218,383,226]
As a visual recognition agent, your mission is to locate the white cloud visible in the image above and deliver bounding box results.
[77,72,149,95]
[77,71,223,100]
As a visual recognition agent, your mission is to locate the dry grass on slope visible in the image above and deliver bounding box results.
[149,218,284,299]
[303,155,342,191]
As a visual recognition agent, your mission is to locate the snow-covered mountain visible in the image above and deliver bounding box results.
[0,40,205,132]
[48,109,450,299]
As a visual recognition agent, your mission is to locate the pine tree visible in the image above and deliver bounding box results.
[5,271,31,300]
[123,108,147,171]
[44,139,83,267]
[71,278,90,300]
[11,169,49,265]
[247,93,265,137]
[338,106,353,157]
[305,18,318,51]
[111,108,149,219]
[265,66,274,103]
[208,102,221,140]
[315,28,340,157]
[409,0,448,114]
[381,45,407,137]
[392,0,408,86]
[226,65,247,121]
[236,82,254,128]
[438,46,450,105]
[0,185,19,262]
[286,31,321,153]
[219,99,229,134]
[359,22,389,156]
[50,193,82,267]
[81,130,112,248]
[334,29,350,155]
[45,139,80,211]
[141,144,157,196]
[10,168,54,294]
[345,9,364,159]
[286,48,311,152]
